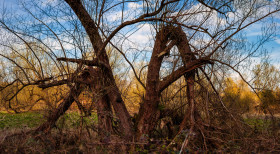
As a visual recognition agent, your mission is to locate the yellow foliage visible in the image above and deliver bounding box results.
[222,78,258,113]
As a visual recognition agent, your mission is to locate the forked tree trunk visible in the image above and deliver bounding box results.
[174,26,197,131]
[136,26,199,139]
[136,26,172,139]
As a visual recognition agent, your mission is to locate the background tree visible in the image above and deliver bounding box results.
[253,62,280,114]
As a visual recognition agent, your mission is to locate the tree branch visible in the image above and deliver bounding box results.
[109,42,146,89]
[99,0,180,55]
[57,57,109,69]
[159,59,212,92]
[38,79,68,89]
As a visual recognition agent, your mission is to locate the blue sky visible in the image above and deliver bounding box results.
[2,0,280,66]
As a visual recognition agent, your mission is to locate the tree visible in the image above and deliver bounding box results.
[253,63,280,113]
[222,78,256,114]
[0,0,279,145]
[253,62,280,92]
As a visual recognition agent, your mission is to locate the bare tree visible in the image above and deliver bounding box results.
[0,0,279,145]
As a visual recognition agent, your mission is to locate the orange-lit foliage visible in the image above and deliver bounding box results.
[222,78,257,114]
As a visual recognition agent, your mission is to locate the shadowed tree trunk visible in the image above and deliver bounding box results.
[36,68,90,133]
[173,26,197,132]
[50,0,134,139]
[136,26,205,139]
[179,72,195,132]
[87,67,113,138]
[96,94,113,137]
[36,0,134,139]
[136,26,174,139]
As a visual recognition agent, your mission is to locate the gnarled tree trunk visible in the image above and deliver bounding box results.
[136,26,174,139]
[174,26,197,132]
[136,25,202,139]
[88,67,113,138]
[65,0,134,139]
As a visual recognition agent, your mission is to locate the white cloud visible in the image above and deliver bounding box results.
[127,24,153,45]
[107,11,123,22]
[43,37,75,51]
[275,38,280,44]
[127,2,142,9]
[106,2,143,22]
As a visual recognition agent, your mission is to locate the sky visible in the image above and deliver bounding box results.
[1,0,280,70]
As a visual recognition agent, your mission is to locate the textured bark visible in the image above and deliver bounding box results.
[96,96,113,137]
[179,72,195,132]
[174,26,197,132]
[65,0,133,139]
[88,67,113,137]
[136,26,172,139]
[136,26,203,139]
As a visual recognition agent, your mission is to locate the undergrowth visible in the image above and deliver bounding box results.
[0,112,279,153]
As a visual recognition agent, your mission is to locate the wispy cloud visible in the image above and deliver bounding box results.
[275,38,280,44]
[127,2,142,9]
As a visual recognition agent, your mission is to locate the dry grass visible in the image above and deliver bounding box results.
[0,123,279,153]
[0,112,279,153]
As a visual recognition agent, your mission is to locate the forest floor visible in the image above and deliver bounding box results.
[0,111,97,129]
[0,112,279,153]
[1,111,278,130]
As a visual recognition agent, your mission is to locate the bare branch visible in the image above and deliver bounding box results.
[37,79,68,89]
[99,0,180,55]
[0,53,30,83]
[159,58,213,92]
[57,57,110,69]
[207,9,280,58]
[211,59,260,99]
[109,42,146,89]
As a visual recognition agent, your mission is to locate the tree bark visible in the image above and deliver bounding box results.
[136,26,172,139]
[87,67,113,138]
[136,26,203,139]
[174,26,197,132]
[65,0,133,139]
[179,72,195,132]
